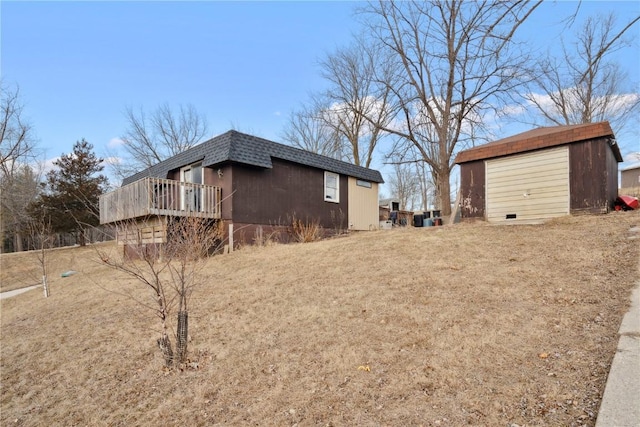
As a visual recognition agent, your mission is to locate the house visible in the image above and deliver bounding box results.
[620,165,640,192]
[99,130,384,248]
[454,122,622,223]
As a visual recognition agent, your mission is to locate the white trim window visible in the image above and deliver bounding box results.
[324,171,340,203]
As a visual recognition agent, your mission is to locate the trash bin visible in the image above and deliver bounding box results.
[413,214,424,227]
[423,211,431,219]
[432,210,441,218]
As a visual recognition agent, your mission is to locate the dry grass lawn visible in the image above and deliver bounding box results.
[1,211,639,426]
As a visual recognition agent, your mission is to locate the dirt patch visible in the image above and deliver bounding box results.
[1,211,639,426]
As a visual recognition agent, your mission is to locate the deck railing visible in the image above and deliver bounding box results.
[100,177,221,224]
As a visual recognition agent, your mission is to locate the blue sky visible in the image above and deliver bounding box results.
[2,1,639,187]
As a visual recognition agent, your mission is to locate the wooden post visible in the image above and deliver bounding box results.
[228,223,234,253]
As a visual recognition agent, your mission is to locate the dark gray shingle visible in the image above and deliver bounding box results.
[122,130,384,185]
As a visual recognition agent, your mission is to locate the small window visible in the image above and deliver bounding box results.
[356,179,372,188]
[324,171,340,203]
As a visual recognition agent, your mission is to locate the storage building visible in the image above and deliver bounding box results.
[454,122,622,223]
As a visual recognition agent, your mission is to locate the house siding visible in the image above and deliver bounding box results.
[569,137,617,213]
[208,165,233,220]
[230,158,348,227]
[459,160,485,220]
[621,167,640,189]
[347,177,379,230]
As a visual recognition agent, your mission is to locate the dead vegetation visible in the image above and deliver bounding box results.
[1,211,639,426]
[289,214,324,243]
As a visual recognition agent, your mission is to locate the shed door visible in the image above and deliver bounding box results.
[486,147,569,223]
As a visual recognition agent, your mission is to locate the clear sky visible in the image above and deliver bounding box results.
[2,1,639,187]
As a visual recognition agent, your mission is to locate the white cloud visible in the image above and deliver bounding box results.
[35,157,59,176]
[108,137,125,148]
[523,90,640,119]
[625,152,640,162]
[499,103,528,117]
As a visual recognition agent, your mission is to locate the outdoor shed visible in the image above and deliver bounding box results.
[454,122,622,223]
[620,165,640,191]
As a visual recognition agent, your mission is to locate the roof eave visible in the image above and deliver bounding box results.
[455,122,618,164]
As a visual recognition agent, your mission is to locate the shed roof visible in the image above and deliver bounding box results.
[454,122,622,164]
[122,130,385,185]
[621,164,640,172]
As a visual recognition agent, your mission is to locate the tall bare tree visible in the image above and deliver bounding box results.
[387,159,421,212]
[0,82,35,174]
[522,13,640,133]
[362,0,542,215]
[1,164,40,252]
[280,103,344,159]
[0,82,39,252]
[318,36,394,168]
[113,103,209,181]
[385,141,434,212]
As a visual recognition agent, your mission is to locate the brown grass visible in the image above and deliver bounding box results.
[1,211,639,426]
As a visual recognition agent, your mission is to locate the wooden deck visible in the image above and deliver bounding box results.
[100,177,221,224]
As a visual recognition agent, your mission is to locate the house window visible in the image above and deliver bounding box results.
[324,171,340,203]
[356,179,372,188]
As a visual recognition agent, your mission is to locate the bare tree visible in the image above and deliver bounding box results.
[318,36,395,168]
[113,103,209,181]
[521,13,640,133]
[1,164,41,252]
[27,213,55,298]
[0,82,36,175]
[0,82,39,252]
[387,159,421,212]
[97,217,223,367]
[362,0,542,215]
[280,103,344,159]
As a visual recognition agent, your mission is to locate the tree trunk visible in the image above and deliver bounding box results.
[433,168,452,217]
[14,231,23,252]
[157,294,174,367]
[42,275,49,298]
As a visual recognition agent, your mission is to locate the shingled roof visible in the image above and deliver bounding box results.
[454,122,621,164]
[122,130,384,185]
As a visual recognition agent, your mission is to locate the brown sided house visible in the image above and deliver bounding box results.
[100,130,384,248]
[454,122,622,223]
